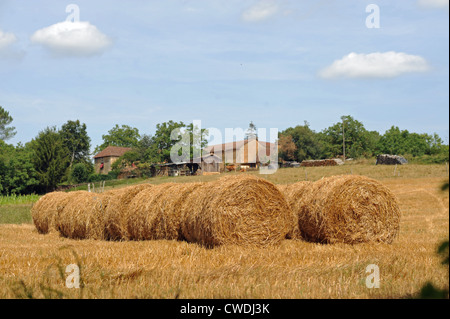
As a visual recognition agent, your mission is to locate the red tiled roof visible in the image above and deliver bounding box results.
[94,146,133,159]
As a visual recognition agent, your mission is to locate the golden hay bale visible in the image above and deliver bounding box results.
[56,191,109,240]
[126,183,179,240]
[31,192,70,234]
[181,175,294,248]
[277,181,312,239]
[294,175,401,244]
[103,184,153,240]
[152,183,204,240]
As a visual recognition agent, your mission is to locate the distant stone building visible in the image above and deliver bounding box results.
[93,146,132,175]
[203,138,277,171]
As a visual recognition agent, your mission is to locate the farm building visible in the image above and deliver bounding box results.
[203,138,277,171]
[157,154,222,176]
[94,146,132,175]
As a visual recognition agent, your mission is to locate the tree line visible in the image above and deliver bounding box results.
[278,116,448,164]
[0,106,448,195]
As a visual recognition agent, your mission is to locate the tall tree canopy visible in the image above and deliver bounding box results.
[319,115,380,159]
[279,122,323,162]
[245,121,258,140]
[0,141,38,195]
[31,127,69,193]
[94,124,141,154]
[0,106,17,141]
[60,120,91,168]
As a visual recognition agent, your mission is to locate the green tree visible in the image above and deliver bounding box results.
[280,122,323,162]
[60,120,91,168]
[0,106,17,141]
[31,127,69,193]
[0,141,39,195]
[70,163,89,184]
[148,121,186,163]
[377,126,439,157]
[278,134,297,162]
[185,122,209,161]
[94,124,141,154]
[320,116,378,159]
[245,121,258,140]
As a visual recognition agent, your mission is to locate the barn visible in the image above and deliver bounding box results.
[203,138,277,171]
[93,146,132,175]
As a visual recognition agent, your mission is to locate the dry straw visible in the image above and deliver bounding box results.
[181,174,294,248]
[31,192,71,234]
[126,182,204,241]
[285,175,401,244]
[56,191,110,240]
[152,183,204,240]
[277,182,312,239]
[126,183,179,240]
[103,184,153,240]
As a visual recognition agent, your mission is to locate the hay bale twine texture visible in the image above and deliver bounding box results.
[288,175,400,244]
[181,175,294,248]
[278,181,313,239]
[126,183,180,240]
[31,192,70,234]
[103,184,153,240]
[56,191,110,240]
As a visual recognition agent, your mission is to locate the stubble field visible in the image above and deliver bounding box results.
[0,163,448,299]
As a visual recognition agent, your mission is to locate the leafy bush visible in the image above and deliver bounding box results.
[87,173,118,183]
[71,163,89,183]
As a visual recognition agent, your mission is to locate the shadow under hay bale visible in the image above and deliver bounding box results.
[31,192,71,234]
[288,175,401,244]
[181,175,294,248]
[103,184,153,240]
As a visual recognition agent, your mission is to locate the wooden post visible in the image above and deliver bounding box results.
[394,164,397,177]
[305,169,308,181]
[88,183,91,193]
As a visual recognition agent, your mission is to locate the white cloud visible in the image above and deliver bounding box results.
[319,52,430,79]
[418,0,449,9]
[0,29,17,51]
[242,0,279,22]
[30,21,112,57]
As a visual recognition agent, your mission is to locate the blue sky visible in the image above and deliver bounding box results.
[0,0,448,152]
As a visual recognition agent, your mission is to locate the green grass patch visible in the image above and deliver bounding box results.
[0,194,40,206]
[0,204,33,224]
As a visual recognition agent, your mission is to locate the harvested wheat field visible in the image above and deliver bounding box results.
[0,173,448,299]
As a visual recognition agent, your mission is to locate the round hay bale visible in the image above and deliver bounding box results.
[126,183,179,240]
[278,181,312,239]
[103,184,153,240]
[153,183,203,240]
[31,192,69,234]
[56,191,109,240]
[296,175,401,244]
[181,175,294,248]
